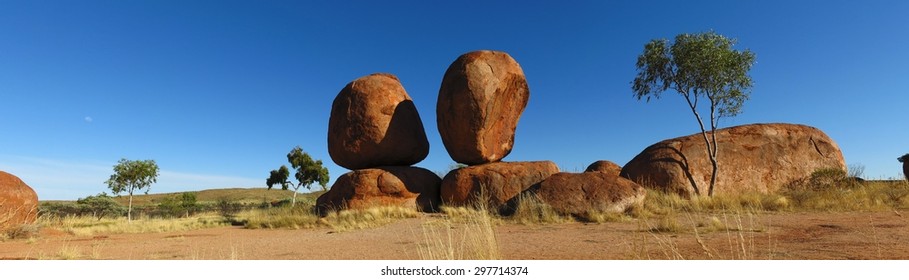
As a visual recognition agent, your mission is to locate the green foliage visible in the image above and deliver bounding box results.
[76,193,126,220]
[632,31,755,196]
[105,158,160,221]
[266,165,291,190]
[287,146,330,191]
[266,146,330,205]
[216,199,243,223]
[157,192,198,218]
[105,159,159,196]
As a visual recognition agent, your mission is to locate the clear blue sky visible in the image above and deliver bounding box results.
[2,1,907,200]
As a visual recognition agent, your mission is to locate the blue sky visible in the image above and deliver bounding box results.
[2,1,907,200]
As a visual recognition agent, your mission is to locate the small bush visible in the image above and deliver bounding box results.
[216,199,243,222]
[508,193,572,225]
[2,224,40,240]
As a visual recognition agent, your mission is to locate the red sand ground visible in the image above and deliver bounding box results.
[1,211,907,260]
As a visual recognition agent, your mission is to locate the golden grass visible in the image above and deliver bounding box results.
[418,206,501,260]
[508,193,573,225]
[240,205,419,232]
[783,180,909,211]
[321,206,419,232]
[40,213,230,236]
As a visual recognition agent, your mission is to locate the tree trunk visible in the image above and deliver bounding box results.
[292,190,298,206]
[127,190,134,223]
[708,157,718,197]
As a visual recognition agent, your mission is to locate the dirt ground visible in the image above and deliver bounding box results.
[1,211,908,260]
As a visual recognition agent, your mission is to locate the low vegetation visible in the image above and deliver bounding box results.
[18,167,908,260]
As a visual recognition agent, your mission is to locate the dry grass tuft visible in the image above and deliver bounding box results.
[508,193,573,225]
[241,205,419,232]
[239,206,320,230]
[321,206,420,232]
[418,206,501,260]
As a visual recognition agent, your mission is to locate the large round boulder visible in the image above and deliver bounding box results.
[620,123,846,196]
[536,172,646,215]
[0,171,39,230]
[328,73,430,170]
[437,50,529,165]
[440,161,558,211]
[584,160,622,177]
[316,166,441,214]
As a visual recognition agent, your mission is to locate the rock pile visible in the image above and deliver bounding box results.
[318,73,440,213]
[436,50,559,211]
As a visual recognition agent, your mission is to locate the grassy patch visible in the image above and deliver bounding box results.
[40,213,230,236]
[240,205,419,232]
[505,193,573,225]
[418,206,501,260]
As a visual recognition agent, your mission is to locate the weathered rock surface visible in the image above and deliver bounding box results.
[0,171,38,230]
[584,160,622,177]
[536,172,646,215]
[316,166,441,214]
[328,73,430,170]
[620,123,846,196]
[437,50,529,165]
[440,161,558,211]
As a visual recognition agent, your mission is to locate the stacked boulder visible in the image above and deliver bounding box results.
[437,50,560,212]
[0,171,39,231]
[317,73,441,214]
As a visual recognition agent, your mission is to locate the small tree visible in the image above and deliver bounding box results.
[266,146,329,205]
[632,31,755,196]
[179,192,197,217]
[105,158,159,222]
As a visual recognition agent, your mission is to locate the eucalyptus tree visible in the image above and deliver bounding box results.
[632,31,755,196]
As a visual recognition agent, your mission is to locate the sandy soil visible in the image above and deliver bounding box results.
[1,211,907,260]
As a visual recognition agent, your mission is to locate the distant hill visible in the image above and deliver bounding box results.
[43,188,326,207]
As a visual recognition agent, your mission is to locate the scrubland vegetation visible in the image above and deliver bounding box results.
[8,167,907,260]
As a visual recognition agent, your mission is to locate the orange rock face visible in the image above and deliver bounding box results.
[437,50,529,165]
[440,161,558,211]
[315,166,441,214]
[0,171,38,230]
[621,123,846,196]
[536,172,645,215]
[328,73,430,170]
[584,160,623,177]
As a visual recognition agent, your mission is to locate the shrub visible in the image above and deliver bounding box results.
[76,193,126,220]
[217,199,243,223]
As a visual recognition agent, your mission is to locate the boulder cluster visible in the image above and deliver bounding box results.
[315,50,849,217]
[317,50,646,216]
